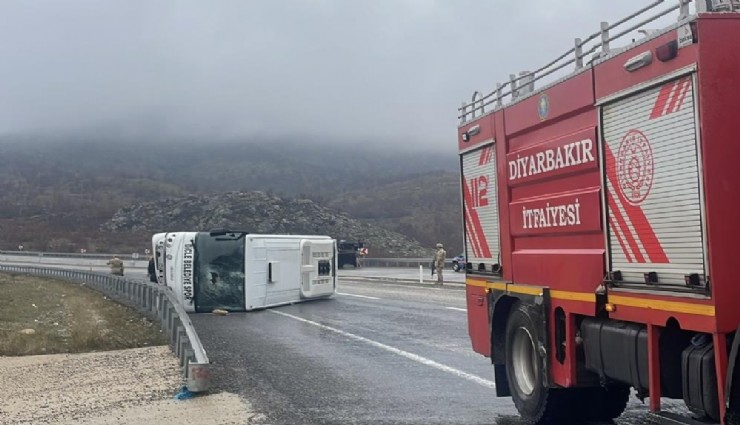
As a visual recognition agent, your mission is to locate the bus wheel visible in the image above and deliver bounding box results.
[505,302,568,424]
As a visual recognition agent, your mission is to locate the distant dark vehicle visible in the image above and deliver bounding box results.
[337,240,364,269]
[452,253,465,272]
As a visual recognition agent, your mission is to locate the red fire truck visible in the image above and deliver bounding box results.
[457,1,740,424]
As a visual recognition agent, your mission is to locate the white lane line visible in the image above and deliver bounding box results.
[445,307,467,312]
[336,292,381,300]
[269,310,495,389]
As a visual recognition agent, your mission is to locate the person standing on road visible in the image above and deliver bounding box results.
[147,256,157,283]
[107,256,124,276]
[434,243,446,285]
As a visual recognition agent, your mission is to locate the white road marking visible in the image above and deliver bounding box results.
[445,307,467,312]
[269,310,496,389]
[336,292,380,300]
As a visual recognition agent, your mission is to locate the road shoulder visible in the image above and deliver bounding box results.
[0,346,262,425]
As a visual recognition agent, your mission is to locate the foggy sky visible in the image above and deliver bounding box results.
[0,1,684,150]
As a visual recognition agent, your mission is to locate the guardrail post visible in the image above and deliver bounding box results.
[170,318,183,347]
[167,304,177,335]
[168,306,178,337]
[141,286,150,310]
[184,348,195,372]
[133,282,141,310]
[151,288,158,312]
[157,292,166,318]
[179,339,187,365]
[161,298,169,323]
[134,282,139,303]
[176,327,188,357]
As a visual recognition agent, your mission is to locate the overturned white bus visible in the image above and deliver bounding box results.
[152,230,337,312]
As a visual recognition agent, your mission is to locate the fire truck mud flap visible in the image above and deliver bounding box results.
[725,325,740,424]
[489,287,550,398]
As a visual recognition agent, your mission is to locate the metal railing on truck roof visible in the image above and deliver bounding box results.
[458,0,739,124]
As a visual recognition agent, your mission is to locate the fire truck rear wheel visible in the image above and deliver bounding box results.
[505,302,568,424]
[581,385,629,421]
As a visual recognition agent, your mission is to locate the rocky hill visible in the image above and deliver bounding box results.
[328,171,462,254]
[102,191,434,257]
[0,139,458,255]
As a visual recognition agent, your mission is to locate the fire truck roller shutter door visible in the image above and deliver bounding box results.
[461,142,500,272]
[602,75,707,287]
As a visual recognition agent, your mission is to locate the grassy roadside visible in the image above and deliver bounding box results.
[0,272,166,356]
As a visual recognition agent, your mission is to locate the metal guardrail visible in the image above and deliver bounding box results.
[361,258,456,268]
[0,264,211,392]
[0,250,143,260]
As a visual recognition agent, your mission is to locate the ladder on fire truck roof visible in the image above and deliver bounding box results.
[458,0,740,124]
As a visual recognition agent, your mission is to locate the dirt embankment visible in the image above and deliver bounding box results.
[0,273,165,356]
[0,346,264,425]
[0,273,265,424]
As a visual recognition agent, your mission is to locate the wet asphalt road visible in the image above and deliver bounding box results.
[191,281,515,425]
[190,280,686,425]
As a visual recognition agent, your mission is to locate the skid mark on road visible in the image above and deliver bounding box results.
[270,310,496,389]
[336,292,381,300]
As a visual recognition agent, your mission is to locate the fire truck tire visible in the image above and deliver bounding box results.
[581,385,630,421]
[505,302,568,424]
[728,410,740,425]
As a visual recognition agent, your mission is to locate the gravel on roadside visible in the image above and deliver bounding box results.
[0,345,265,425]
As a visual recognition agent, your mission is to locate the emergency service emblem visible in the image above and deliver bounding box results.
[616,129,654,205]
[538,94,549,120]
